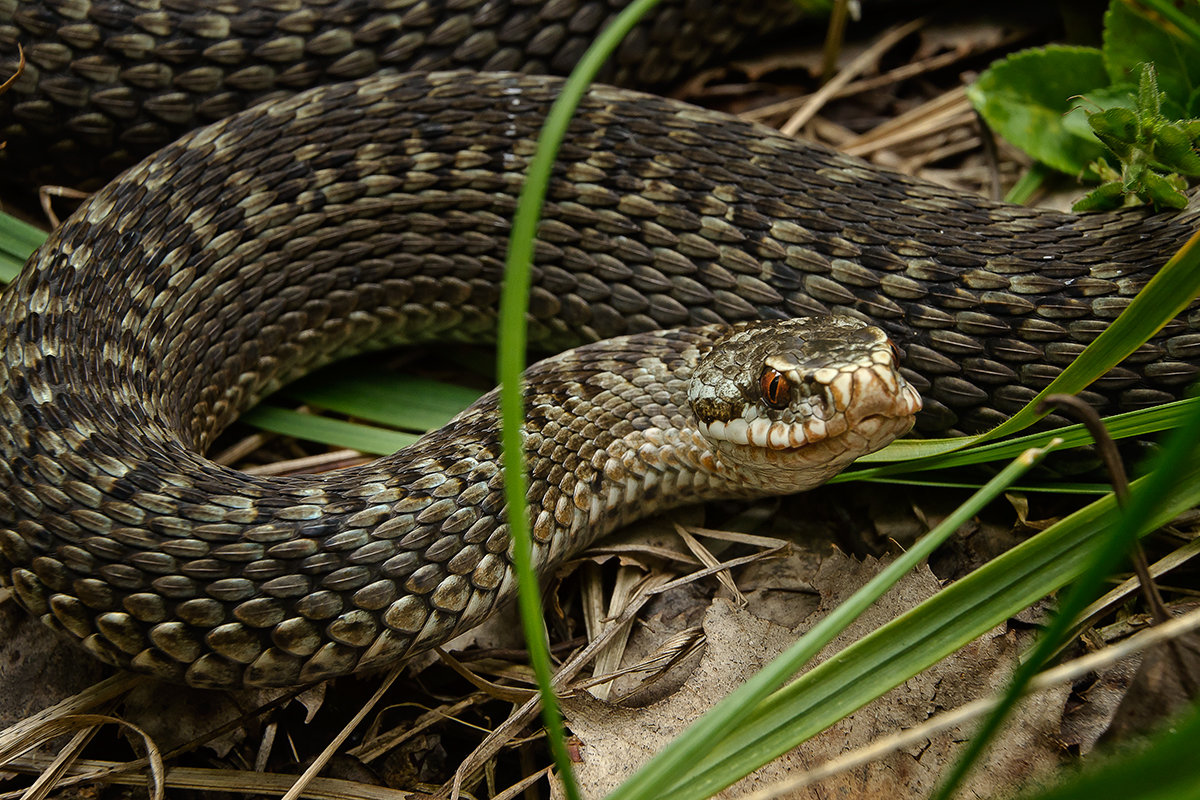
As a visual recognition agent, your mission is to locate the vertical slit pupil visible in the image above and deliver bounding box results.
[760,368,788,409]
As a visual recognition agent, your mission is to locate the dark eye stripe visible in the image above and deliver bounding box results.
[759,367,789,409]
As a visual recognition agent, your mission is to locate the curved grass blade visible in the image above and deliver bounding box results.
[931,385,1200,798]
[496,1,666,796]
[647,432,1200,800]
[861,228,1200,463]
[605,440,1060,800]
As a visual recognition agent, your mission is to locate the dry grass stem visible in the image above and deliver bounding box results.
[1073,534,1200,641]
[17,727,99,800]
[841,86,972,157]
[242,449,373,476]
[584,562,657,700]
[280,665,404,800]
[674,524,747,605]
[348,696,488,764]
[0,675,140,748]
[0,715,164,800]
[573,627,706,693]
[434,650,537,703]
[443,570,681,797]
[211,430,276,465]
[2,755,415,800]
[781,19,926,136]
[489,764,554,800]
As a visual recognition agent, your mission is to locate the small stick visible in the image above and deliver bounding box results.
[1037,393,1170,623]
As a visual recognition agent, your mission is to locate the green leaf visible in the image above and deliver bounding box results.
[1150,121,1200,174]
[1088,106,1139,158]
[1103,0,1200,107]
[1138,168,1189,207]
[1073,179,1127,211]
[1137,57,1164,117]
[968,45,1111,174]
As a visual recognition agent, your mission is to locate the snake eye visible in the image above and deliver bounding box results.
[759,367,790,410]
[887,339,903,366]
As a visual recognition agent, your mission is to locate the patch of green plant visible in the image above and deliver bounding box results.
[1075,63,1200,210]
[968,0,1200,210]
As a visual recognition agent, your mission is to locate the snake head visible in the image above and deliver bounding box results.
[687,316,922,491]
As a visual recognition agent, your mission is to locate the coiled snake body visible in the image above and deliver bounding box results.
[1,3,1199,687]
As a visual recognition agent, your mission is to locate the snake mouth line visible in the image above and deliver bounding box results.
[698,413,913,453]
[696,383,923,453]
[698,418,832,451]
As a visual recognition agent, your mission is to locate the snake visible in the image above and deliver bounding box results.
[1,2,1200,689]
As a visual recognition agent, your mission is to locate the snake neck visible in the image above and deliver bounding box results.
[517,327,772,554]
[0,323,761,688]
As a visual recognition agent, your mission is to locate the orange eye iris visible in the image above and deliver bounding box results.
[887,339,903,365]
[760,367,789,410]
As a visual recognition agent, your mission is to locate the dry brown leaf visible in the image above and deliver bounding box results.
[121,684,253,759]
[1060,653,1139,755]
[558,550,1068,799]
[1099,623,1200,744]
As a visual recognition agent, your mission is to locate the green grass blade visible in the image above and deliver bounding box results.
[608,217,1200,799]
[496,1,665,797]
[837,397,1199,481]
[240,406,419,455]
[978,222,1200,441]
[648,436,1200,800]
[605,441,1060,800]
[860,228,1200,463]
[0,211,45,283]
[286,369,481,432]
[1004,161,1052,204]
[1014,701,1200,800]
[862,477,1111,494]
[932,387,1200,798]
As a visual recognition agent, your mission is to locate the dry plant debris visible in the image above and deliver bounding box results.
[558,551,1070,800]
